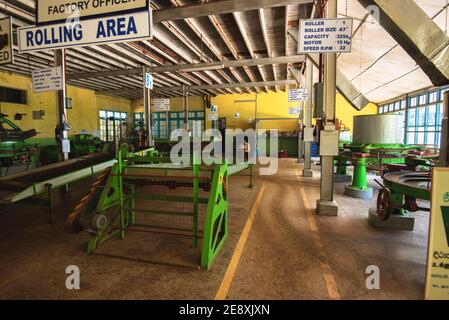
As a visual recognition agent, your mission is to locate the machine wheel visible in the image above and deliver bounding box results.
[377,188,392,221]
[92,214,108,231]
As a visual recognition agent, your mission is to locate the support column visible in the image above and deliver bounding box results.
[316,0,339,216]
[55,49,69,162]
[297,100,304,163]
[143,66,154,147]
[302,57,313,177]
[183,84,189,131]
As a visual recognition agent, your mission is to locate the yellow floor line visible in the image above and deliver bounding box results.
[299,188,342,300]
[215,184,266,300]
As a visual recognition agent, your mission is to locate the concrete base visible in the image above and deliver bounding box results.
[316,199,338,216]
[334,174,352,183]
[344,185,373,200]
[302,169,313,177]
[368,208,415,231]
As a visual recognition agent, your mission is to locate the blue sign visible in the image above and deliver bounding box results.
[145,73,153,89]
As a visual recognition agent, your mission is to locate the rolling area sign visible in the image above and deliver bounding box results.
[425,167,449,300]
[18,10,152,52]
[0,17,13,65]
[37,0,149,25]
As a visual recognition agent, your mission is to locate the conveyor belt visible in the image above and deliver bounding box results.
[0,152,115,204]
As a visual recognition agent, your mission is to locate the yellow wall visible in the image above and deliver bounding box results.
[0,70,377,140]
[207,91,378,134]
[0,71,132,139]
[132,96,205,113]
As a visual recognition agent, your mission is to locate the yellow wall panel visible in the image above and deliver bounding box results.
[0,71,132,139]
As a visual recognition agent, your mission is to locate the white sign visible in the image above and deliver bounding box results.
[289,88,308,102]
[32,67,64,93]
[288,107,299,115]
[234,112,240,119]
[0,17,13,65]
[37,0,149,25]
[298,18,353,54]
[319,130,339,156]
[208,113,218,121]
[18,10,152,52]
[145,73,153,89]
[425,168,449,300]
[210,105,218,113]
[154,98,170,111]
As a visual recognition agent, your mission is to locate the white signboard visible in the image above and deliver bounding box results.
[298,18,353,54]
[37,0,149,25]
[425,168,449,300]
[0,17,13,65]
[32,66,64,93]
[145,73,153,89]
[289,88,308,102]
[154,98,170,111]
[18,10,152,52]
[288,107,299,115]
[210,105,218,113]
[319,130,339,156]
[208,113,218,121]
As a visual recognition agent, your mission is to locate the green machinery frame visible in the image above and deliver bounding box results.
[336,143,425,192]
[77,145,237,270]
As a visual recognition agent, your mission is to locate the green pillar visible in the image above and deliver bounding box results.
[352,157,368,190]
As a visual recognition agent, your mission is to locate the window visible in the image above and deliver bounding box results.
[0,87,27,104]
[99,110,127,142]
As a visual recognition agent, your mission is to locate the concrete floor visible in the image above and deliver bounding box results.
[0,159,429,299]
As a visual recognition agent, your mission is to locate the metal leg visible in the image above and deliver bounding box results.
[46,183,55,224]
[248,164,254,188]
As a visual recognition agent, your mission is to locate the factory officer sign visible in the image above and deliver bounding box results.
[18,1,152,52]
[425,167,449,300]
[0,17,13,65]
[36,0,149,25]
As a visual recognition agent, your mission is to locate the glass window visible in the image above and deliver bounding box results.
[419,94,427,105]
[428,105,436,126]
[410,96,418,107]
[417,107,426,127]
[408,109,416,128]
[429,92,438,103]
[407,132,415,145]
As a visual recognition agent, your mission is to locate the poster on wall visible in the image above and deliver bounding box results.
[425,167,449,300]
[0,17,13,65]
[154,98,170,111]
[32,66,64,93]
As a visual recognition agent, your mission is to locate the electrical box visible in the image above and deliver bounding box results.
[319,130,339,156]
[314,82,324,119]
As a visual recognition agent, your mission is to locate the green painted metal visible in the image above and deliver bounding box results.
[351,157,368,190]
[201,164,228,269]
[84,145,229,270]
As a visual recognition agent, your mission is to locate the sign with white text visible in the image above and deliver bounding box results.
[32,67,63,92]
[0,17,13,65]
[36,0,149,25]
[18,10,152,52]
[298,18,353,54]
[154,98,170,112]
[425,167,449,300]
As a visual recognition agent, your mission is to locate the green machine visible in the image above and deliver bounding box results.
[0,114,40,176]
[336,114,429,200]
[65,145,249,269]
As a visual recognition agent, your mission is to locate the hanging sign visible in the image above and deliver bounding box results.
[154,98,170,111]
[0,17,13,65]
[36,0,149,25]
[298,18,353,54]
[425,168,449,300]
[32,66,64,93]
[289,88,308,102]
[18,10,152,52]
[145,73,153,89]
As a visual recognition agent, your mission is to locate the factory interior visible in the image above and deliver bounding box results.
[0,0,449,303]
